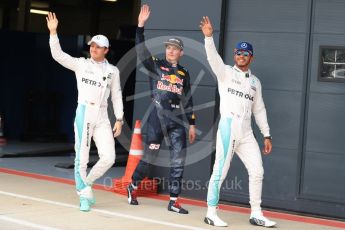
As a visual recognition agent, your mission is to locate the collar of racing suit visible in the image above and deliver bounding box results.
[89,58,114,76]
[233,65,251,77]
[162,59,180,68]
[90,58,107,64]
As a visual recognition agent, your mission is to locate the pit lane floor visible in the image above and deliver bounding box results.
[0,169,344,230]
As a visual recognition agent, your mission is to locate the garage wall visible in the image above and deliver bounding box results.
[301,0,345,207]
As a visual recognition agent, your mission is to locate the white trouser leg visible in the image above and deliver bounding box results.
[86,109,115,185]
[74,104,96,193]
[236,133,264,213]
[207,117,236,207]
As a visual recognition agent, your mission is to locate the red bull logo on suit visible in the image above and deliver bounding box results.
[161,74,184,85]
[157,81,183,95]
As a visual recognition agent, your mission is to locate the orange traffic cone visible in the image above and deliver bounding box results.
[113,120,158,196]
[122,120,144,180]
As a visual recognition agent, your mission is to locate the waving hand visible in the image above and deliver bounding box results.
[46,12,58,35]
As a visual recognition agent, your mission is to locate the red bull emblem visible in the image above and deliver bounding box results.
[161,74,184,85]
[157,81,183,95]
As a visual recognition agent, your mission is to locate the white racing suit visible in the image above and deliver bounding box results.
[49,35,124,195]
[205,36,270,213]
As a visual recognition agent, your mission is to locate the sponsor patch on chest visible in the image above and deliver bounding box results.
[232,79,241,85]
[227,88,254,101]
[82,77,102,87]
[157,81,182,95]
[161,74,184,85]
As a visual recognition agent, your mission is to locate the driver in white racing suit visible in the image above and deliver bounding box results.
[47,12,124,212]
[200,16,276,227]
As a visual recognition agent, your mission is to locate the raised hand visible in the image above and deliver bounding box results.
[138,4,151,27]
[46,12,58,35]
[200,16,213,37]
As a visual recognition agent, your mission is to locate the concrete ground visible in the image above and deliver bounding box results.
[0,172,343,230]
[0,143,344,230]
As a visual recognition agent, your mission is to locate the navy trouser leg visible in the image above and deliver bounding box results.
[168,125,187,196]
[132,111,163,186]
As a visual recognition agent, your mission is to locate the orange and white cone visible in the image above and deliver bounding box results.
[121,120,144,181]
[113,120,157,196]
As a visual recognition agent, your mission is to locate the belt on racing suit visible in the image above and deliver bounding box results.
[222,111,246,122]
[230,111,242,119]
[152,98,181,110]
[78,99,107,108]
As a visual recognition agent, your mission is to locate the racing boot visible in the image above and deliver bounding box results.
[127,184,139,205]
[204,206,228,227]
[79,197,91,212]
[168,199,189,214]
[78,185,96,206]
[249,211,277,228]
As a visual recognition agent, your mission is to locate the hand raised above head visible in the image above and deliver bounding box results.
[138,4,151,27]
[46,12,59,35]
[200,16,213,37]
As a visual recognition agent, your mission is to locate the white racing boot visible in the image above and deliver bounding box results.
[78,185,96,206]
[249,211,277,227]
[204,206,228,227]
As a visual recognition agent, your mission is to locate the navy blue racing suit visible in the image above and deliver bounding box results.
[132,27,195,196]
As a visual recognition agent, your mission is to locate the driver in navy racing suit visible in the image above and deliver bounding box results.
[127,4,196,215]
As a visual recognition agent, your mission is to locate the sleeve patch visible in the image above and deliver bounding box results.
[177,70,186,76]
